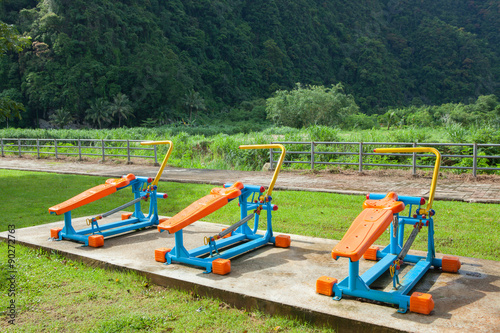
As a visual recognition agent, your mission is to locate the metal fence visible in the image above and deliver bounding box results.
[0,138,161,165]
[270,141,500,176]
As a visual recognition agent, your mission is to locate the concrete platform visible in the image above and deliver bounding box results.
[1,214,499,332]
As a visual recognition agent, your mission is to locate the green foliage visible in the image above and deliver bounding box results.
[1,0,499,128]
[0,21,31,55]
[85,98,111,129]
[266,83,359,128]
[49,108,73,129]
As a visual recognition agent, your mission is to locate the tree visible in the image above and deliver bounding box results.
[183,90,206,124]
[108,93,134,127]
[85,99,111,129]
[0,22,31,124]
[49,108,74,129]
[266,83,359,128]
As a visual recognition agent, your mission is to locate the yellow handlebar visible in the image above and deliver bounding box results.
[374,147,441,214]
[239,144,286,197]
[140,140,174,186]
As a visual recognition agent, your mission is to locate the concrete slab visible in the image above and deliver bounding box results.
[2,214,499,333]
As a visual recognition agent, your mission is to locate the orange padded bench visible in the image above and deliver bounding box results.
[332,192,405,262]
[158,182,244,234]
[48,174,136,215]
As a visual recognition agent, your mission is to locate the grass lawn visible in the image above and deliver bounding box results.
[0,169,499,331]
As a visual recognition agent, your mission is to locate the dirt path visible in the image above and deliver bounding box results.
[1,156,499,203]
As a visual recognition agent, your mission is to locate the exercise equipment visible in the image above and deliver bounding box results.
[49,140,173,247]
[316,147,461,314]
[155,144,291,275]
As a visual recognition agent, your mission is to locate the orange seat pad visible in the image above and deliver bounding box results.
[332,208,394,262]
[49,183,117,215]
[158,182,244,234]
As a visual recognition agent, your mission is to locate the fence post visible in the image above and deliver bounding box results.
[17,139,21,157]
[412,142,417,175]
[270,148,274,170]
[127,140,131,164]
[54,139,58,159]
[101,139,105,162]
[473,143,477,177]
[154,145,159,166]
[0,138,3,157]
[36,139,40,159]
[78,139,82,161]
[358,142,363,173]
[311,142,315,170]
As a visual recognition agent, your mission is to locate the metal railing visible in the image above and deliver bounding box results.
[0,138,160,165]
[269,141,500,176]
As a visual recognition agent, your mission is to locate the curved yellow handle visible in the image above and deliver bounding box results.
[140,140,174,186]
[239,144,286,197]
[374,147,441,214]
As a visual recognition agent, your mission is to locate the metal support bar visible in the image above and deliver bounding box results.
[101,139,105,162]
[78,139,82,161]
[358,142,363,173]
[473,143,478,177]
[36,139,40,159]
[311,142,315,170]
[54,139,58,159]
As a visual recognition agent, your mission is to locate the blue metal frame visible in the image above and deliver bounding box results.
[53,176,167,246]
[331,193,443,313]
[162,183,278,273]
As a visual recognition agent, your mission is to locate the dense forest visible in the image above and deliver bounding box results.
[0,0,498,129]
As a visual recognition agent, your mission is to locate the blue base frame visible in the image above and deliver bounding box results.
[331,194,442,313]
[53,176,167,246]
[161,184,279,273]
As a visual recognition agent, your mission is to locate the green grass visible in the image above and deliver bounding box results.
[0,244,330,332]
[1,169,498,260]
[0,169,499,331]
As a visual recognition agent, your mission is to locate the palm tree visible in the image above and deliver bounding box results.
[108,93,134,127]
[49,108,74,129]
[183,90,206,123]
[85,98,111,129]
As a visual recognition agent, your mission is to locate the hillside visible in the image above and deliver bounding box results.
[0,0,498,127]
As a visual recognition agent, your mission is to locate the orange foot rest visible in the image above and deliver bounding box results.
[212,258,231,275]
[441,256,461,273]
[410,292,434,315]
[316,276,337,296]
[88,235,104,248]
[158,182,244,234]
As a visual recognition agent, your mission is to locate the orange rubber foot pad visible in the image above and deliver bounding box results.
[155,248,171,263]
[442,256,461,273]
[410,292,434,315]
[158,182,244,234]
[275,234,291,248]
[50,227,63,239]
[363,246,380,261]
[88,235,104,248]
[332,208,393,262]
[316,276,337,296]
[212,258,231,275]
[121,212,134,220]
